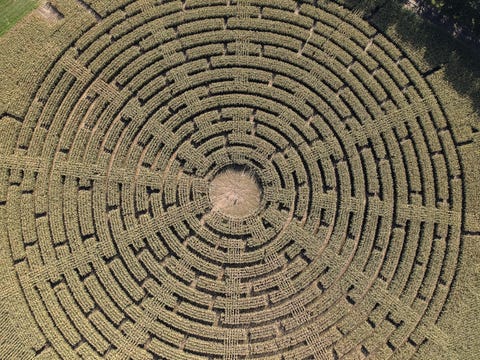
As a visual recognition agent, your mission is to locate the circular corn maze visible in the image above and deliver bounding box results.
[1,0,479,359]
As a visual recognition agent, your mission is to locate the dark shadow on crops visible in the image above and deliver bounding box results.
[332,0,480,111]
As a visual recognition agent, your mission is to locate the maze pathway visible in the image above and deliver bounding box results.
[0,0,479,359]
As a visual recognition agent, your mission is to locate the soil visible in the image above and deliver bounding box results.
[209,165,262,218]
[36,2,63,23]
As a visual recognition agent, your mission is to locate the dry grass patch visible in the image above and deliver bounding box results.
[36,2,63,23]
[209,165,262,218]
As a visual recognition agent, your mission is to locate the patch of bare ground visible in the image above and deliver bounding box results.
[36,2,63,23]
[209,165,262,218]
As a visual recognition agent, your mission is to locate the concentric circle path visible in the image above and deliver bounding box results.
[0,0,478,359]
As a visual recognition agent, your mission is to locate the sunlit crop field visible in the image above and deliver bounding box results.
[0,0,479,359]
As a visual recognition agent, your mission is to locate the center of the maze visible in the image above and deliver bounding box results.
[209,165,262,218]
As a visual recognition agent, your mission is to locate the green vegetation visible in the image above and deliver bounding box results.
[423,0,480,35]
[0,0,38,36]
[0,0,479,359]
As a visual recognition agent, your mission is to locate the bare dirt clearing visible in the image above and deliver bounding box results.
[209,165,262,218]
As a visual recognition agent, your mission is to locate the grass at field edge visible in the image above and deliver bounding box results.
[0,0,38,36]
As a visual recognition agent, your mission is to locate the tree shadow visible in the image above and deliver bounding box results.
[341,0,480,111]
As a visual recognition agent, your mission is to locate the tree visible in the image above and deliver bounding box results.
[423,0,480,36]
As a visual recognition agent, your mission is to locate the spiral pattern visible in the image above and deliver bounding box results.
[0,0,466,359]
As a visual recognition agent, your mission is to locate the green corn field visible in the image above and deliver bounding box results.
[0,0,479,359]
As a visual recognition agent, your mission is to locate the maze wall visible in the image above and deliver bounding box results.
[0,0,474,359]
